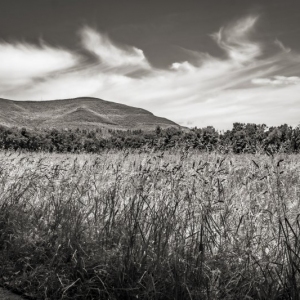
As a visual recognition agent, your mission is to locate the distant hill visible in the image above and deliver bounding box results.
[0,97,179,131]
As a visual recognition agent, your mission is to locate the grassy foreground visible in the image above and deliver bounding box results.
[0,150,300,299]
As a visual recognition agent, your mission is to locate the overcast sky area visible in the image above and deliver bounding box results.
[1,0,300,129]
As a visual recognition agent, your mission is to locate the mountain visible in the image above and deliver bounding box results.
[0,97,179,131]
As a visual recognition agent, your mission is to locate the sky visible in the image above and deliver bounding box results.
[1,0,300,129]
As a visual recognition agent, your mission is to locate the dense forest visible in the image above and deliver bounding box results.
[0,122,300,154]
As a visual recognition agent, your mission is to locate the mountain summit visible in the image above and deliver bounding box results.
[0,97,179,130]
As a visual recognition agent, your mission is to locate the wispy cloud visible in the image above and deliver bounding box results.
[252,75,300,86]
[274,39,291,53]
[0,16,300,129]
[0,41,79,87]
[211,16,261,63]
[79,26,150,72]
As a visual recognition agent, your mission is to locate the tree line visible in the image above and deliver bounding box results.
[0,122,300,154]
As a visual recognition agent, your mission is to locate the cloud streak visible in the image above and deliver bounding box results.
[0,41,79,86]
[0,16,300,129]
[80,26,150,72]
[211,16,261,63]
[252,75,300,86]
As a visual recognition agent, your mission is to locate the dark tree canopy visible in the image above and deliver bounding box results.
[0,122,299,154]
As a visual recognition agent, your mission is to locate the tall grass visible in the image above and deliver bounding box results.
[0,150,300,299]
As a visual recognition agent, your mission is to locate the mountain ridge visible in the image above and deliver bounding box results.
[0,97,179,131]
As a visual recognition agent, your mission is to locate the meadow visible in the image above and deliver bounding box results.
[0,150,299,299]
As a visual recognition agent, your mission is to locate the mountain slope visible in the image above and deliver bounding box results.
[0,97,179,130]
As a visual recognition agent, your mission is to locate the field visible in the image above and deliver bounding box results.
[0,150,300,299]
